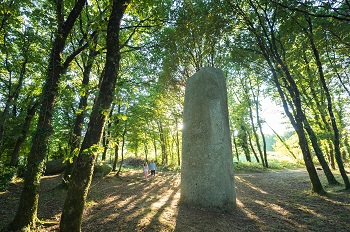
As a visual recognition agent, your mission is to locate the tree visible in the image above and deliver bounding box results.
[7,0,88,230]
[62,45,100,186]
[60,1,130,230]
[225,0,326,194]
[304,15,349,188]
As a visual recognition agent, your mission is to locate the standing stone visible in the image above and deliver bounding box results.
[181,67,236,212]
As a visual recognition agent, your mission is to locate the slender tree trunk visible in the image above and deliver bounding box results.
[9,101,39,166]
[247,131,260,163]
[328,142,335,169]
[102,104,114,161]
[116,123,127,176]
[252,90,268,167]
[144,142,148,161]
[306,16,350,189]
[240,126,251,162]
[256,111,268,168]
[152,132,158,163]
[303,118,340,185]
[112,104,122,171]
[60,1,129,230]
[273,70,325,194]
[175,118,181,166]
[101,109,113,161]
[7,1,87,230]
[158,120,167,165]
[267,124,297,159]
[245,81,265,166]
[233,135,240,161]
[265,15,325,193]
[113,142,119,171]
[63,48,97,185]
[344,132,350,160]
[246,97,266,164]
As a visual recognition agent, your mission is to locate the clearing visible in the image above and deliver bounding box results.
[1,168,349,231]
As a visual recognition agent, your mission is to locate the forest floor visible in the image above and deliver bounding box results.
[1,167,350,232]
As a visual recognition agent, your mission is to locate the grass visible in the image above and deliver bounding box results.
[233,152,304,172]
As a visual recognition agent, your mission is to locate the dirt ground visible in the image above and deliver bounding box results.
[1,168,349,232]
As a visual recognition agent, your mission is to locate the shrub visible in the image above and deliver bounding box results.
[0,166,16,191]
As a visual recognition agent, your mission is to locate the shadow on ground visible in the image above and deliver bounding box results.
[1,168,349,231]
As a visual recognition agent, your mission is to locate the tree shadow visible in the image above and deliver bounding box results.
[81,170,181,231]
[174,202,261,231]
[229,169,350,231]
[2,169,349,232]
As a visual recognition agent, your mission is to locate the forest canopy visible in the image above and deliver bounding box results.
[0,0,349,231]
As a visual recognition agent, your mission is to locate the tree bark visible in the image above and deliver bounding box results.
[7,1,87,230]
[251,85,268,167]
[246,90,263,165]
[116,123,127,176]
[303,118,340,185]
[9,101,39,167]
[175,117,181,166]
[158,120,167,165]
[101,105,114,161]
[305,16,350,189]
[63,48,98,185]
[113,142,119,171]
[273,67,325,194]
[239,125,251,162]
[247,129,260,163]
[233,135,240,161]
[59,1,129,231]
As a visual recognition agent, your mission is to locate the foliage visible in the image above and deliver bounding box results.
[1,0,350,229]
[0,165,16,191]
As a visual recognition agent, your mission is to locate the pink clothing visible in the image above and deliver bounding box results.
[143,164,148,178]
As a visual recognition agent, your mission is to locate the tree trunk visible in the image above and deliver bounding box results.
[239,126,251,162]
[253,90,268,168]
[233,135,240,161]
[303,118,340,185]
[306,16,350,189]
[144,142,148,161]
[247,130,260,163]
[101,105,114,161]
[244,95,260,163]
[59,1,129,231]
[7,1,87,230]
[273,65,325,194]
[175,118,181,166]
[116,123,127,176]
[158,120,167,165]
[344,132,350,160]
[9,101,38,166]
[63,48,97,185]
[245,82,265,166]
[264,15,325,193]
[113,142,119,171]
[152,133,158,163]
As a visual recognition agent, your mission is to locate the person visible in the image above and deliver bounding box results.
[149,160,156,177]
[143,161,149,179]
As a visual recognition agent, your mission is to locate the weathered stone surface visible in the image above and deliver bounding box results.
[181,67,236,212]
[44,159,66,176]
